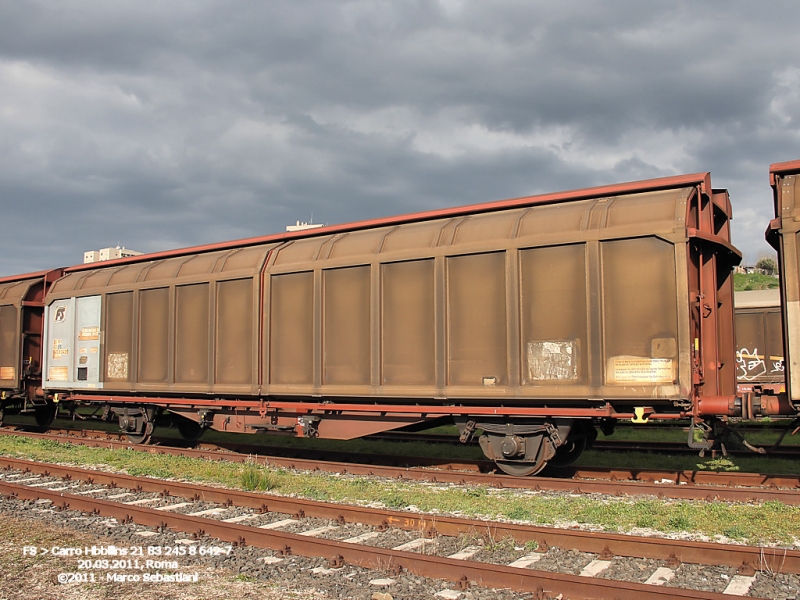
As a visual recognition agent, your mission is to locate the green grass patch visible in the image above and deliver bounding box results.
[734,272,779,291]
[1,435,800,547]
[241,466,280,491]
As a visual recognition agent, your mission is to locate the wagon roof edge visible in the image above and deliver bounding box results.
[62,171,712,274]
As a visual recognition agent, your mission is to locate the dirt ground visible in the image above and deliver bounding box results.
[0,512,325,600]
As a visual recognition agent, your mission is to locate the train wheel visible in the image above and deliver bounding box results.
[548,421,595,468]
[480,431,553,477]
[34,403,57,430]
[125,431,152,445]
[548,436,586,467]
[118,407,155,445]
[175,418,204,442]
[495,458,549,477]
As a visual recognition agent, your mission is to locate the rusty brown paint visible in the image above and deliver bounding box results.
[769,160,800,408]
[0,269,63,399]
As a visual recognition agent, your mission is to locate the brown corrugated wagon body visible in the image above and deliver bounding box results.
[734,289,784,395]
[767,160,800,416]
[0,268,63,427]
[38,173,748,474]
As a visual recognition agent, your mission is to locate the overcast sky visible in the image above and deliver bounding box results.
[1,1,799,277]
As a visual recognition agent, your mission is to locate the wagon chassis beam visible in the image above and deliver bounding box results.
[67,395,688,421]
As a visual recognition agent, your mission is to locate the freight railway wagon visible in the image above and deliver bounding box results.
[767,160,800,419]
[0,269,62,425]
[2,170,796,475]
[734,289,784,395]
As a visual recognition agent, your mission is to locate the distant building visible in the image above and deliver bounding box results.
[83,246,143,264]
[735,265,778,276]
[286,221,324,233]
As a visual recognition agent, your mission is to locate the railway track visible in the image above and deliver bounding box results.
[6,417,800,460]
[2,456,797,598]
[2,427,800,505]
[8,412,800,460]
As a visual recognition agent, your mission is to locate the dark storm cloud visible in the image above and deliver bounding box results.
[1,0,799,275]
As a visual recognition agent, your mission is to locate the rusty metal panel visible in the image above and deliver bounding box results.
[273,238,327,266]
[520,244,588,385]
[605,189,689,230]
[734,289,780,308]
[177,253,222,278]
[517,203,585,237]
[734,289,784,385]
[138,287,169,383]
[0,277,40,388]
[769,162,800,403]
[37,174,735,410]
[216,279,253,385]
[269,272,314,385]
[76,269,114,291]
[712,200,738,399]
[447,252,507,387]
[323,266,370,385]
[381,221,444,253]
[49,274,85,295]
[0,305,18,385]
[453,212,519,245]
[0,280,34,307]
[175,284,209,384]
[220,246,271,273]
[602,237,679,389]
[734,312,765,383]
[52,248,272,299]
[766,311,785,378]
[381,260,435,385]
[105,292,133,383]
[108,264,147,286]
[329,230,387,259]
[143,257,185,281]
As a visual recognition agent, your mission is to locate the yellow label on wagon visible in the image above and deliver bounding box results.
[48,366,69,381]
[0,366,15,380]
[609,356,674,384]
[78,326,99,341]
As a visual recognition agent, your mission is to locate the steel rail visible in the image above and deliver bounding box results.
[0,478,745,600]
[2,456,797,575]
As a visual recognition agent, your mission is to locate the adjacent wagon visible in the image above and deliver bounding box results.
[734,289,784,395]
[0,269,63,426]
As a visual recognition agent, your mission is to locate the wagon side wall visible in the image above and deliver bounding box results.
[265,187,698,405]
[43,247,273,395]
[769,161,800,405]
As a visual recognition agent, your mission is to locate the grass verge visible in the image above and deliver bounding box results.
[1,435,799,547]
